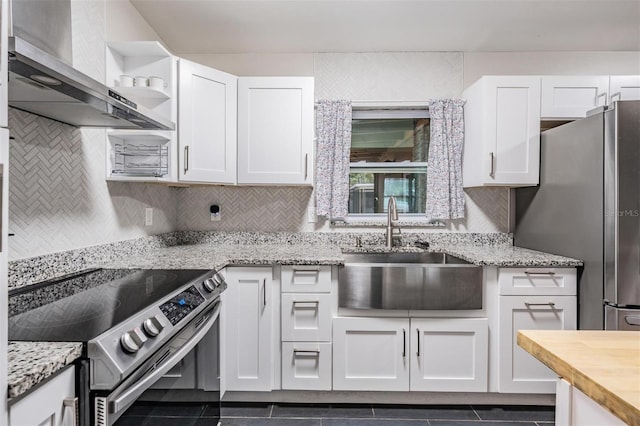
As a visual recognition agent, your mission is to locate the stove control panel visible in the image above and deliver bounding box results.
[159,285,205,326]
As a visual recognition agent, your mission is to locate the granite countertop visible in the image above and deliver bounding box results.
[518,330,640,426]
[7,342,83,400]
[7,239,581,399]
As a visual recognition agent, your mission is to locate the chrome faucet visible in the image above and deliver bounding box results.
[386,196,400,248]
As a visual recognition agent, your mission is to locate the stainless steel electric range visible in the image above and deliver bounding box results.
[8,268,227,426]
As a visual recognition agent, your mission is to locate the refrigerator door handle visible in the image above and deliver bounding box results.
[624,316,640,327]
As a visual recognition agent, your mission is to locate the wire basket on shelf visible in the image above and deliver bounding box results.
[112,143,169,177]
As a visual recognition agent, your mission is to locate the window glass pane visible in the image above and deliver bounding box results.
[349,171,426,214]
[349,111,429,216]
[350,118,429,163]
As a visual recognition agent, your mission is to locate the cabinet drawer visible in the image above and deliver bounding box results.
[281,265,331,293]
[281,342,332,390]
[498,268,577,295]
[282,294,332,341]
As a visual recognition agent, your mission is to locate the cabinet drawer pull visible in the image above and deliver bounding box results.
[262,278,266,306]
[292,300,319,306]
[524,271,556,276]
[293,267,321,273]
[304,153,309,180]
[416,328,421,357]
[489,152,495,178]
[524,301,556,308]
[293,349,320,355]
[402,328,406,358]
[184,146,189,174]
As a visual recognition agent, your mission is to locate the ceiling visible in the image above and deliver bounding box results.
[130,0,640,54]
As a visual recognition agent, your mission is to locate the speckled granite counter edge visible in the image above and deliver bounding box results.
[7,342,83,399]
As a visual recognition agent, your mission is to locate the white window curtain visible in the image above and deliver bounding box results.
[426,99,465,220]
[315,100,352,219]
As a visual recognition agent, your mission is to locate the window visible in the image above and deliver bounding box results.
[349,107,429,217]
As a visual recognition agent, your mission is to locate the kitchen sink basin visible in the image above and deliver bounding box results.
[343,252,471,265]
[339,251,483,310]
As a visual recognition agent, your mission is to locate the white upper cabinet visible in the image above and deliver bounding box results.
[463,76,541,187]
[178,59,237,183]
[237,77,314,185]
[541,76,609,119]
[609,75,640,102]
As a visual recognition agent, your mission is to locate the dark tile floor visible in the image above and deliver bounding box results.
[115,402,555,426]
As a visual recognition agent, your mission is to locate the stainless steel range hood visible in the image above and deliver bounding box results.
[7,0,175,130]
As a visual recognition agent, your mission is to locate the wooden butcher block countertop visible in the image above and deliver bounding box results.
[518,330,640,426]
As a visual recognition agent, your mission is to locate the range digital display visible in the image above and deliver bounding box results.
[159,285,205,325]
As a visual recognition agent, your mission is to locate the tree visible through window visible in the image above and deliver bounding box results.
[348,108,429,216]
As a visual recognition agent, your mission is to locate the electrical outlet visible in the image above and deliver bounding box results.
[210,204,221,221]
[145,208,153,226]
[307,206,317,223]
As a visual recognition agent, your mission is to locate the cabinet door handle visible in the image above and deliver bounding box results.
[262,278,266,306]
[524,301,556,308]
[489,152,495,178]
[304,153,309,180]
[402,328,406,358]
[63,397,79,426]
[416,328,421,357]
[184,146,189,174]
[524,271,556,276]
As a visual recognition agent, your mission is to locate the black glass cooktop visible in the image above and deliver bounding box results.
[8,269,211,342]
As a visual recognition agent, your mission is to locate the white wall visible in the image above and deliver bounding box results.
[464,51,640,87]
[180,53,314,76]
[105,0,166,44]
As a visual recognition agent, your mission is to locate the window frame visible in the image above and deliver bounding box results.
[345,103,439,224]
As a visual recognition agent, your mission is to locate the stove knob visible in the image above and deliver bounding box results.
[142,316,164,337]
[203,278,216,292]
[212,273,225,288]
[120,331,142,353]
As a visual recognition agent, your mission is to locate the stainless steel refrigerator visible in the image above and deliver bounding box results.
[515,100,640,330]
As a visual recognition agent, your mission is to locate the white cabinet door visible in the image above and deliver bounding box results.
[541,76,609,119]
[333,317,410,391]
[410,318,488,392]
[223,267,273,391]
[499,295,577,393]
[609,75,640,102]
[10,367,76,426]
[237,77,314,185]
[178,59,237,183]
[463,76,541,187]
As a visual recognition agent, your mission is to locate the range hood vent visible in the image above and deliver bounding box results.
[7,0,174,130]
[8,37,174,130]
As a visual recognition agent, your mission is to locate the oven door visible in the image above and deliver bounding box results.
[94,300,221,426]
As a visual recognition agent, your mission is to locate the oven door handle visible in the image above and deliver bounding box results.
[111,302,221,414]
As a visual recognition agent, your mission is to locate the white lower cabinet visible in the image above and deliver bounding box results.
[223,267,274,391]
[281,342,332,390]
[282,293,332,342]
[333,317,409,391]
[499,295,577,393]
[333,317,488,392]
[410,318,488,392]
[9,367,76,426]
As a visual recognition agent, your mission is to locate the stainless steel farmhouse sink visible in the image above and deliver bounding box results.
[339,252,483,310]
